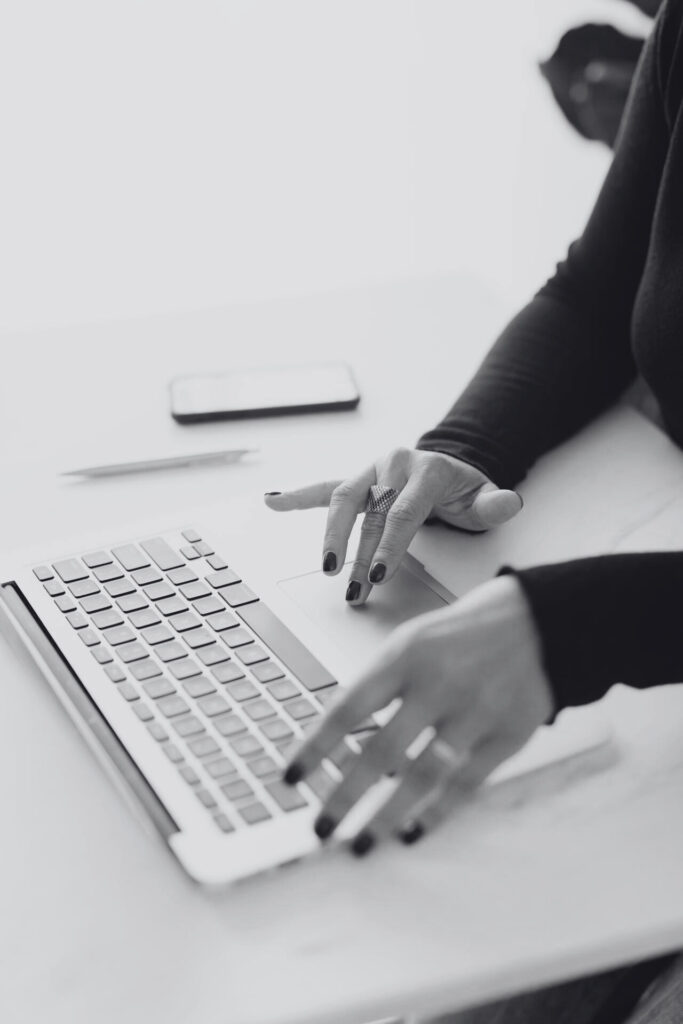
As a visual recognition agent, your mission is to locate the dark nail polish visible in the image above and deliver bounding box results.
[346,581,361,602]
[323,551,337,573]
[399,822,424,845]
[283,762,303,785]
[369,562,386,584]
[351,831,375,857]
[314,814,336,840]
[264,491,282,496]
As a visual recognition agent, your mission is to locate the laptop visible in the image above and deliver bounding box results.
[0,496,610,887]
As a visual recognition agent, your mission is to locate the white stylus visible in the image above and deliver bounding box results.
[60,448,256,478]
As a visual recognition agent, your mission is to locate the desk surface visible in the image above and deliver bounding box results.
[2,277,683,1024]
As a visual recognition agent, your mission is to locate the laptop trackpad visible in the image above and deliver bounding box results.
[278,556,453,679]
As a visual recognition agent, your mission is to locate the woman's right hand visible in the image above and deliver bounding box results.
[264,447,523,605]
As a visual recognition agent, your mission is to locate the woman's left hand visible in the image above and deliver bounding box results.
[284,574,554,853]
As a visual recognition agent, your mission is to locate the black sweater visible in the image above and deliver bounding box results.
[418,0,683,712]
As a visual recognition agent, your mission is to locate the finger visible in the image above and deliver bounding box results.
[264,481,342,511]
[399,732,525,844]
[322,466,377,576]
[442,483,522,532]
[368,475,438,585]
[312,703,428,840]
[345,509,387,604]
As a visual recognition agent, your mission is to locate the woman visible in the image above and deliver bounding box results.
[265,0,683,1018]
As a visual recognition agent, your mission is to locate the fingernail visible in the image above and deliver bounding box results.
[314,814,336,840]
[283,763,303,785]
[369,562,386,583]
[264,491,282,496]
[351,831,375,857]
[346,581,361,602]
[323,551,337,573]
[399,822,424,845]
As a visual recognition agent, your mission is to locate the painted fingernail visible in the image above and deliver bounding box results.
[346,581,361,602]
[351,831,375,857]
[399,822,424,845]
[323,551,337,573]
[314,814,336,840]
[369,562,386,583]
[283,762,303,785]
[264,491,282,496]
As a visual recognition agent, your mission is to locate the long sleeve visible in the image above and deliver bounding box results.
[417,1,673,489]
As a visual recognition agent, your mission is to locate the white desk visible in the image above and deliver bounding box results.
[1,276,683,1024]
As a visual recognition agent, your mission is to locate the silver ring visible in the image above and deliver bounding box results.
[430,738,468,773]
[365,484,400,516]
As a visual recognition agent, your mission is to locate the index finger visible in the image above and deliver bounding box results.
[264,481,342,510]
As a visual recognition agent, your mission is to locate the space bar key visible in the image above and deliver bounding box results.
[237,602,337,692]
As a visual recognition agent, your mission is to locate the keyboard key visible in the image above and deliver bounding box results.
[44,580,65,597]
[214,813,235,833]
[236,644,268,666]
[221,778,253,801]
[116,592,149,613]
[157,695,190,718]
[284,697,318,722]
[132,702,154,723]
[128,607,161,629]
[204,756,235,779]
[117,641,148,664]
[304,766,337,803]
[252,661,285,684]
[267,678,299,701]
[180,545,200,560]
[130,659,163,681]
[194,541,214,557]
[183,627,214,650]
[147,722,168,741]
[66,611,88,630]
[131,566,162,586]
[225,679,259,702]
[181,528,201,543]
[82,551,111,568]
[144,582,174,602]
[33,566,54,581]
[81,593,111,613]
[167,566,197,586]
[197,694,229,717]
[229,734,263,758]
[103,624,135,646]
[246,755,279,780]
[157,596,187,617]
[265,780,308,811]
[173,715,205,738]
[179,581,211,601]
[170,611,201,633]
[55,595,77,613]
[221,584,258,608]
[105,663,126,683]
[238,601,337,692]
[93,564,124,583]
[69,579,100,598]
[140,624,173,646]
[188,735,220,758]
[91,645,113,664]
[194,595,223,615]
[79,628,99,647]
[141,537,184,572]
[181,676,215,698]
[212,662,245,684]
[244,698,276,723]
[207,568,241,589]
[143,677,176,699]
[105,578,136,598]
[53,559,88,583]
[112,544,149,571]
[239,802,271,825]
[316,686,339,708]
[92,608,124,630]
[156,641,187,663]
[169,659,202,681]
[118,682,139,701]
[204,610,239,632]
[262,718,293,742]
[222,628,253,649]
[163,742,184,763]
[214,715,247,738]
[196,789,217,809]
[179,764,200,785]
[207,555,227,571]
[197,644,230,667]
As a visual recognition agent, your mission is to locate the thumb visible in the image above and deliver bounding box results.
[469,483,523,529]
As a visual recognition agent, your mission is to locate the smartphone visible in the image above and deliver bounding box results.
[170,362,360,423]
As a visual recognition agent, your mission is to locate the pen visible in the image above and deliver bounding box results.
[60,449,256,479]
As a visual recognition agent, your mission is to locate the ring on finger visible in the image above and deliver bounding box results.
[428,737,470,775]
[365,484,401,517]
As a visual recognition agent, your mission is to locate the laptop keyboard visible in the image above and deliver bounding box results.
[33,529,374,834]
